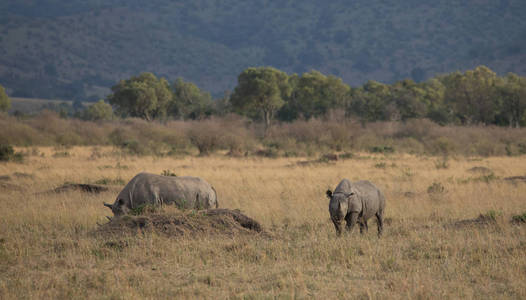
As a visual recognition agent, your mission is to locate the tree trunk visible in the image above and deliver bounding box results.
[263,109,272,136]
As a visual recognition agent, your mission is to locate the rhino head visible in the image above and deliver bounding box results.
[104,198,130,216]
[326,189,354,235]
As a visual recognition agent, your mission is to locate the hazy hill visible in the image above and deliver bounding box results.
[0,0,525,100]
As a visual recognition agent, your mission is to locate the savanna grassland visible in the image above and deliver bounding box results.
[1,147,526,299]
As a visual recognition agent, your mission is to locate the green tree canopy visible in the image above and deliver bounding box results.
[422,78,450,125]
[390,79,428,121]
[171,78,213,120]
[443,66,499,125]
[82,99,113,121]
[0,85,11,112]
[286,70,350,120]
[348,80,391,122]
[230,67,291,132]
[107,73,171,121]
[497,73,526,128]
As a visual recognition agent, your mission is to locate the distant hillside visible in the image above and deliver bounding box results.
[8,97,73,114]
[1,0,525,100]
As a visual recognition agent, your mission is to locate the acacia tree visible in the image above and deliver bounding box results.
[287,70,350,120]
[348,80,391,122]
[0,85,11,112]
[82,99,113,121]
[390,79,427,121]
[498,73,526,128]
[230,67,291,133]
[171,78,212,120]
[107,73,171,121]
[443,66,498,125]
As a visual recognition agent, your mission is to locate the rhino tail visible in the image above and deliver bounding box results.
[212,186,219,208]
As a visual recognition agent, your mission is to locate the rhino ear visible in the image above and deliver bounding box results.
[326,189,333,199]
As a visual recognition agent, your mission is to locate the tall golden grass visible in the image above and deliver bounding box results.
[0,147,525,298]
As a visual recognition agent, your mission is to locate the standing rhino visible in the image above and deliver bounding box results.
[326,179,385,237]
[104,172,218,216]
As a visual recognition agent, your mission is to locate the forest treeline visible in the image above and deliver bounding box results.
[2,65,526,158]
[2,65,526,130]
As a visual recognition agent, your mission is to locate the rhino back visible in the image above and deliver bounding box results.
[352,180,384,219]
[128,173,216,209]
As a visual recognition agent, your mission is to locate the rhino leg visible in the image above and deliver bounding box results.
[376,211,384,237]
[345,212,359,234]
[359,220,368,234]
[332,219,343,236]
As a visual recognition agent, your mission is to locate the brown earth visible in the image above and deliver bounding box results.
[38,183,121,194]
[96,209,266,238]
[450,214,499,229]
[467,166,493,174]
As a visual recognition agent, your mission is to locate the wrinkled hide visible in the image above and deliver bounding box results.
[105,172,218,216]
[327,179,385,237]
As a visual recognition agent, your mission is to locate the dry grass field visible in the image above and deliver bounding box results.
[1,147,526,299]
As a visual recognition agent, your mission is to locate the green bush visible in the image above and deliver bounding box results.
[512,212,526,224]
[161,170,177,177]
[427,182,446,194]
[370,145,395,154]
[0,144,23,162]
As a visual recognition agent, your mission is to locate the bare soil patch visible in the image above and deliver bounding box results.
[42,183,121,194]
[449,214,498,229]
[53,183,109,193]
[293,153,353,167]
[467,166,493,174]
[504,175,526,183]
[0,181,22,191]
[96,209,266,238]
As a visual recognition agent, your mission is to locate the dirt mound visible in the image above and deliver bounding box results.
[467,166,493,174]
[13,172,34,179]
[46,183,116,194]
[293,153,353,167]
[0,182,22,191]
[96,209,265,238]
[504,176,526,183]
[450,214,498,229]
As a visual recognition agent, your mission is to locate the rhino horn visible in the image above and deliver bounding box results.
[103,202,113,209]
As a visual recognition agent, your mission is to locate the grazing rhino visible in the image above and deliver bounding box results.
[326,179,385,237]
[104,172,218,216]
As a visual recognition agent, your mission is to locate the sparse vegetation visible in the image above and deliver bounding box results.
[1,147,525,298]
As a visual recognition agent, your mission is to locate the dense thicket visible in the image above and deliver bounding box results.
[2,112,526,158]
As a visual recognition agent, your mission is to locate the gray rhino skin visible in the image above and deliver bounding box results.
[104,172,218,216]
[326,179,385,237]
